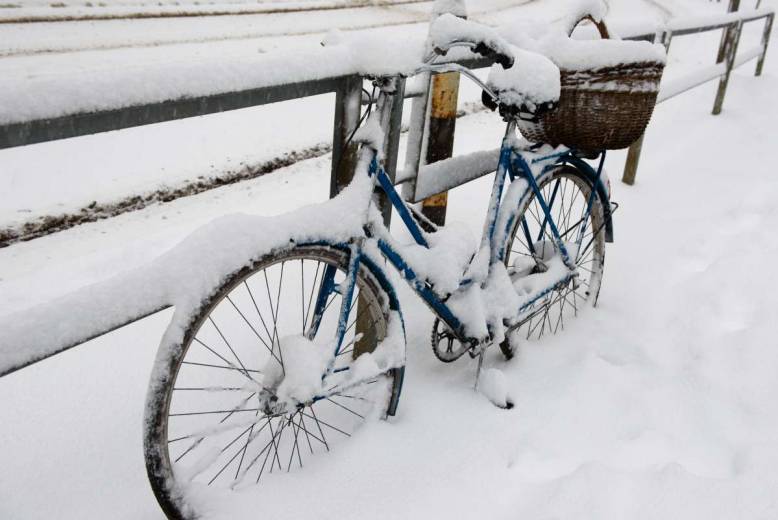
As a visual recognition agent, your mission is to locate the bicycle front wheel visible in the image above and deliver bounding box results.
[144,245,404,519]
[501,166,606,351]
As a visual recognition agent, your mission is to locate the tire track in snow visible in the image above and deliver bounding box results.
[0,0,534,57]
[0,102,489,247]
[0,0,432,24]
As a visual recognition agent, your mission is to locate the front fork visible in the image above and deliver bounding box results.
[305,241,365,376]
[515,150,607,273]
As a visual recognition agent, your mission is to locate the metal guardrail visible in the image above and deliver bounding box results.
[622,8,774,184]
[0,8,773,377]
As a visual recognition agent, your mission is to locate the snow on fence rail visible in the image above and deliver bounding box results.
[0,7,773,378]
[621,7,774,185]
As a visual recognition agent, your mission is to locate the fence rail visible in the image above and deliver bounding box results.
[0,7,774,378]
[621,7,773,184]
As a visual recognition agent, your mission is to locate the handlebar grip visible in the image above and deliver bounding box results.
[473,42,514,69]
[481,89,498,111]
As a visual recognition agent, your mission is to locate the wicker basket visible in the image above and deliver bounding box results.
[518,17,665,153]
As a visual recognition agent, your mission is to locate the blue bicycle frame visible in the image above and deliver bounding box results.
[312,119,612,358]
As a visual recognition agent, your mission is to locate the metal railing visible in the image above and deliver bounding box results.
[0,7,773,377]
[621,7,774,184]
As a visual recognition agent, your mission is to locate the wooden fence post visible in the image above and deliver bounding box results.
[421,71,461,225]
[418,0,466,226]
[331,75,363,197]
[713,20,743,115]
[621,134,646,186]
[717,0,741,63]
[755,13,773,76]
[621,30,671,185]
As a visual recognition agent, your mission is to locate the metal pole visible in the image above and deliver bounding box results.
[401,74,431,201]
[330,75,363,197]
[755,13,773,76]
[713,20,743,115]
[379,77,406,226]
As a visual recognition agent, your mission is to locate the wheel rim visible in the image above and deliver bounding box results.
[503,169,605,341]
[150,247,396,503]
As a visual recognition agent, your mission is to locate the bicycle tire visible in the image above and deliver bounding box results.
[143,245,404,519]
[499,165,606,358]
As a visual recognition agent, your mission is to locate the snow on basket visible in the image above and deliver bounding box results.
[518,15,666,153]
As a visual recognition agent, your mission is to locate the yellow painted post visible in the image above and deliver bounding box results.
[421,71,461,226]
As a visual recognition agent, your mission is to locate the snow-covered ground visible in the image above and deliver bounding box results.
[1,0,777,519]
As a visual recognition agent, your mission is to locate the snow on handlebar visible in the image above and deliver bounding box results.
[428,14,515,69]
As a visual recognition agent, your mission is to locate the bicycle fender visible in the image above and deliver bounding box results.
[559,156,614,243]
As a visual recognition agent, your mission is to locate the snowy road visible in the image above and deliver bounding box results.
[0,0,536,56]
[2,1,778,519]
[0,0,674,56]
[0,0,678,237]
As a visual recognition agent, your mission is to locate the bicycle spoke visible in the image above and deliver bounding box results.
[192,337,258,384]
[553,289,568,334]
[325,397,365,419]
[287,415,303,471]
[172,393,257,462]
[303,262,323,332]
[267,417,283,473]
[208,317,255,383]
[181,360,261,374]
[255,422,277,484]
[206,422,262,485]
[244,280,281,365]
[298,413,316,454]
[301,410,350,437]
[300,259,306,335]
[309,406,330,452]
[333,393,370,402]
[174,386,249,392]
[271,262,286,370]
[226,295,283,367]
[170,408,266,417]
[234,419,258,481]
[235,416,288,486]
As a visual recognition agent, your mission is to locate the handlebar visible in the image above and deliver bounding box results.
[427,13,515,70]
[411,53,500,105]
[430,40,514,70]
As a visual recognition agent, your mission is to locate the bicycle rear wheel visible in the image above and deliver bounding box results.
[144,245,404,519]
[500,166,606,357]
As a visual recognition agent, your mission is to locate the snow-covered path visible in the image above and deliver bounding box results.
[1,17,777,518]
[0,0,532,56]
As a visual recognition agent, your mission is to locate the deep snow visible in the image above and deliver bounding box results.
[1,0,778,519]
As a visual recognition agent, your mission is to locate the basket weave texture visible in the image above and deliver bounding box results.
[518,18,665,152]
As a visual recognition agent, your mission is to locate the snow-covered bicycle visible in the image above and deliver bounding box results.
[143,15,615,519]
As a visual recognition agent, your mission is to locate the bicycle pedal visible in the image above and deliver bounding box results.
[467,338,490,359]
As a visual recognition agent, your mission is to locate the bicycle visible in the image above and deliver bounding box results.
[143,20,614,519]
